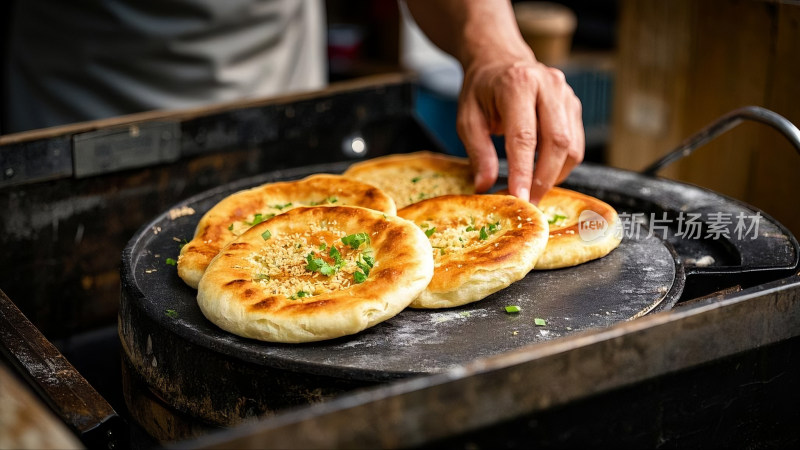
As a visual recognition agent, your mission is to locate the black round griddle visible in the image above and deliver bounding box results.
[121,161,683,380]
[128,229,679,377]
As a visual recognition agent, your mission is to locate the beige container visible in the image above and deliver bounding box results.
[514,2,577,67]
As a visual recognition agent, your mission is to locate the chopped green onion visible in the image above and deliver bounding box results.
[479,226,489,240]
[326,196,338,204]
[306,247,342,276]
[548,214,567,225]
[425,227,436,237]
[505,305,521,314]
[178,239,189,249]
[290,290,310,300]
[319,242,327,251]
[465,226,475,232]
[353,270,367,284]
[246,213,275,226]
[228,223,234,231]
[165,309,178,318]
[329,245,345,269]
[165,258,177,266]
[362,254,375,267]
[356,260,371,276]
[261,229,272,240]
[534,318,547,326]
[253,273,270,281]
[250,213,264,226]
[341,232,370,249]
[320,264,335,276]
[411,176,422,183]
[305,253,332,275]
[305,253,322,271]
[272,202,293,211]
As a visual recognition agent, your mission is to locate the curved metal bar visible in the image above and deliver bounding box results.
[642,106,800,176]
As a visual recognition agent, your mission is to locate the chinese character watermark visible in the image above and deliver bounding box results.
[577,210,762,242]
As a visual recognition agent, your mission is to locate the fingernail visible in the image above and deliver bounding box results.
[518,187,530,202]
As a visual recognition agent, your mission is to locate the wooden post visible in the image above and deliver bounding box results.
[610,0,800,236]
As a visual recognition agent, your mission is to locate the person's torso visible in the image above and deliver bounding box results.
[3,0,326,133]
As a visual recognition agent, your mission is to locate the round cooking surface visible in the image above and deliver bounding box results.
[122,162,683,381]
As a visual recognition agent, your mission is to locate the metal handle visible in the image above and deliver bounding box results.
[642,106,800,176]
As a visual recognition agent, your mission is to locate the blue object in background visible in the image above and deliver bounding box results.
[414,67,613,163]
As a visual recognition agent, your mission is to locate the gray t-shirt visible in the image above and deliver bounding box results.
[2,0,326,133]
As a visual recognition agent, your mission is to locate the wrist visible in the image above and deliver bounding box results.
[456,6,536,71]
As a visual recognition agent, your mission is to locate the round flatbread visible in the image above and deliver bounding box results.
[342,151,475,209]
[178,174,396,289]
[534,187,622,269]
[398,195,549,309]
[197,206,434,343]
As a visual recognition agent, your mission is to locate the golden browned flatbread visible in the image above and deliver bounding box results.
[342,151,475,209]
[534,187,622,269]
[397,195,549,309]
[197,206,434,343]
[178,174,396,289]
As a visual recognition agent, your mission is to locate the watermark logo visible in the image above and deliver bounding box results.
[615,211,762,241]
[578,210,609,242]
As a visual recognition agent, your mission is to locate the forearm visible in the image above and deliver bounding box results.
[404,0,534,68]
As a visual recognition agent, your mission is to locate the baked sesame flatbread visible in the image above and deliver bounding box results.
[197,206,434,343]
[398,195,549,309]
[534,187,622,270]
[342,151,475,208]
[178,174,396,289]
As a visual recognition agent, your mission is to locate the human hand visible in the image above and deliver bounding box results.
[457,53,584,204]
